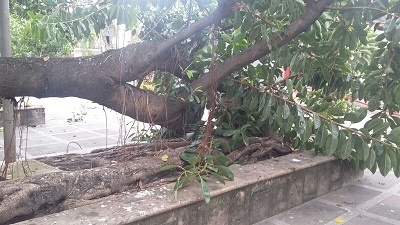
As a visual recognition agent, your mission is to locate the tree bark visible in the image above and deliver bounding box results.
[0,0,333,130]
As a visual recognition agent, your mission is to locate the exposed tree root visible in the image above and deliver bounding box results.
[228,134,292,164]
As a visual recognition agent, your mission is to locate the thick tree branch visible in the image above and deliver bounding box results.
[187,0,334,95]
[0,44,187,130]
[121,0,235,82]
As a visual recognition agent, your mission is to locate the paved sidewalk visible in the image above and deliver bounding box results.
[0,97,148,160]
[255,170,400,225]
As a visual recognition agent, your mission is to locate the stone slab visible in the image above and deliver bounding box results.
[18,151,363,225]
[367,195,400,221]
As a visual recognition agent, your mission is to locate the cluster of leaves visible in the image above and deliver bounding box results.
[10,13,73,57]
[161,145,234,203]
[19,0,215,48]
[203,0,400,178]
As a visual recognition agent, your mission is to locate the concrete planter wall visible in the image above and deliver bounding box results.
[0,106,45,127]
[19,151,362,225]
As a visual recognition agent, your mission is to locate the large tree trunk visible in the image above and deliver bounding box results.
[0,0,332,130]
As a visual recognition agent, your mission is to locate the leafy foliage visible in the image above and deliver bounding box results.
[10,14,73,57]
[161,144,234,203]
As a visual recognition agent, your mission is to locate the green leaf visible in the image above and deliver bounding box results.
[378,152,391,176]
[176,174,196,190]
[383,18,396,34]
[210,172,225,185]
[351,152,359,171]
[242,133,249,146]
[374,142,384,155]
[268,96,276,107]
[258,93,267,112]
[249,95,259,111]
[361,142,370,160]
[160,165,179,171]
[314,113,321,129]
[318,126,329,148]
[384,67,394,74]
[298,115,306,134]
[234,11,243,29]
[221,33,232,43]
[325,135,338,155]
[285,114,294,132]
[344,108,367,123]
[283,104,290,119]
[327,107,345,116]
[286,79,293,96]
[302,119,313,144]
[385,134,400,145]
[261,105,271,121]
[388,148,398,172]
[315,127,323,147]
[222,129,237,137]
[366,148,377,169]
[180,152,197,162]
[331,122,339,139]
[200,178,211,203]
[390,127,400,135]
[338,132,352,159]
[249,25,261,42]
[365,118,383,131]
[371,122,390,136]
[214,151,229,166]
[216,165,234,181]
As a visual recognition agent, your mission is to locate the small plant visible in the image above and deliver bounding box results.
[161,141,235,203]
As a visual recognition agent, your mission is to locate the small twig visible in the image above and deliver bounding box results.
[327,6,400,19]
[243,3,274,26]
[272,73,303,87]
[66,141,83,154]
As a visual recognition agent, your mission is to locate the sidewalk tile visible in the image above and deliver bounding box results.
[24,143,81,157]
[367,195,400,221]
[320,184,381,207]
[346,215,391,225]
[52,131,103,140]
[357,170,399,190]
[30,124,83,135]
[263,200,343,225]
[69,137,119,149]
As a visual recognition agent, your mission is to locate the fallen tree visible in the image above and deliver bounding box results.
[2,0,400,223]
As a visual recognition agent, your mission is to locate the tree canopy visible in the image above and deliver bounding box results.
[1,0,400,177]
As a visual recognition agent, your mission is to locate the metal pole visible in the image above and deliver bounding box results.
[0,0,16,164]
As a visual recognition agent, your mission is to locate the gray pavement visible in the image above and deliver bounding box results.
[255,170,400,225]
[0,97,151,160]
[1,97,400,224]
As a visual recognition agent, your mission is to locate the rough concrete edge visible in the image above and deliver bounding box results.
[18,151,363,225]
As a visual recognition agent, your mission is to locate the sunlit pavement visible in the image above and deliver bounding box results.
[255,170,400,225]
[0,97,146,159]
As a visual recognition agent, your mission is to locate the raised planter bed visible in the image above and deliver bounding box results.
[18,151,362,225]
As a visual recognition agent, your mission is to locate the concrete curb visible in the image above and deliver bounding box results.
[18,151,362,225]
